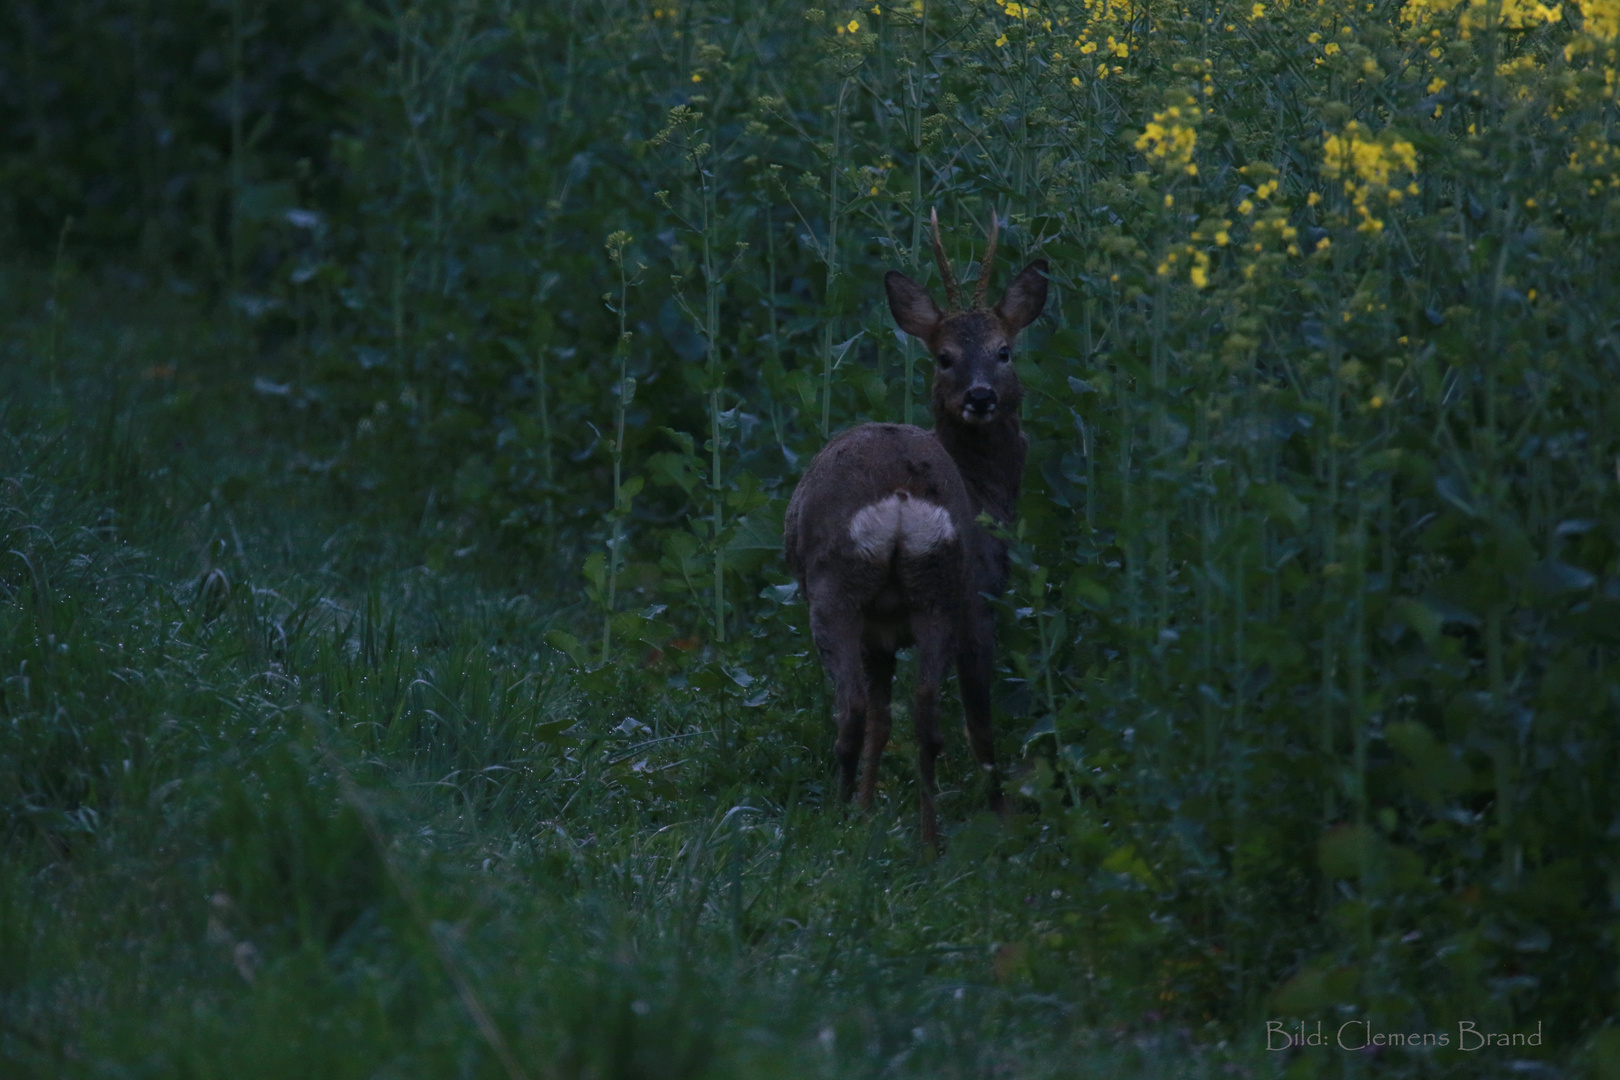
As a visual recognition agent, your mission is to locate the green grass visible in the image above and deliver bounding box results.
[0,283,1258,1077]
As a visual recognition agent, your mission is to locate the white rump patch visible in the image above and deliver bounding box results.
[847,493,956,563]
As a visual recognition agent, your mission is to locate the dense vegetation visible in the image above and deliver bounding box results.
[5,0,1620,1074]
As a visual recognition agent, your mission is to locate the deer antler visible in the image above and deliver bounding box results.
[973,212,1000,308]
[929,207,962,311]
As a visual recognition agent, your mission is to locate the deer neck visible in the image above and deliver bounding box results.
[932,412,1026,524]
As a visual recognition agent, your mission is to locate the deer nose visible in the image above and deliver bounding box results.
[964,387,998,414]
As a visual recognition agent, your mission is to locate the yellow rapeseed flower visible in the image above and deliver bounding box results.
[1134,104,1200,174]
[1573,0,1620,37]
[1403,0,1561,35]
[1189,250,1211,288]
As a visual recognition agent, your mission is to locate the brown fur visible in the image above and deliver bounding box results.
[783,238,1049,846]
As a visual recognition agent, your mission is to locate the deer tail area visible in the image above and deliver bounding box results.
[846,492,958,564]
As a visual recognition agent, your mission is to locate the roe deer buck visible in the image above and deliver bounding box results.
[783,212,1048,845]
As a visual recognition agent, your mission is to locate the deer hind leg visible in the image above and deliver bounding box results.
[909,609,954,848]
[810,599,869,803]
[856,647,897,810]
[958,602,1005,813]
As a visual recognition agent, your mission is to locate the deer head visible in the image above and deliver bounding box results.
[883,210,1049,429]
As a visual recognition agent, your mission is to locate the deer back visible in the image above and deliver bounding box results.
[784,422,975,595]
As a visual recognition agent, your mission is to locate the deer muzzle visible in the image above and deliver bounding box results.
[961,386,999,422]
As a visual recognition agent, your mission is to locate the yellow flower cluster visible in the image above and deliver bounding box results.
[1569,135,1619,193]
[1322,122,1419,233]
[1573,0,1620,36]
[1254,207,1302,254]
[861,156,897,196]
[1134,103,1200,175]
[1400,0,1561,36]
[1156,244,1212,288]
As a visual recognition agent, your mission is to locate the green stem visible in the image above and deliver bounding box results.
[1321,334,1343,834]
[820,79,851,440]
[229,0,245,365]
[766,205,781,373]
[903,40,925,424]
[701,153,726,644]
[603,240,633,665]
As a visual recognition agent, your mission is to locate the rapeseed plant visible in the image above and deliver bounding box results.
[1322,122,1420,233]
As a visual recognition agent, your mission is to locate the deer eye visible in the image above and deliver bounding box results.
[936,353,954,369]
[997,346,1012,363]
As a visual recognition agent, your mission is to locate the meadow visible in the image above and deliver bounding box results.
[3,0,1620,1075]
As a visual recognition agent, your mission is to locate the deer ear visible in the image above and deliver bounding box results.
[995,259,1049,334]
[885,271,942,340]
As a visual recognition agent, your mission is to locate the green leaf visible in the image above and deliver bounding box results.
[529,717,573,745]
[616,474,645,508]
[658,427,697,457]
[1390,597,1441,648]
[1250,483,1307,528]
[647,452,700,494]
[582,551,607,599]
[1064,569,1110,609]
[1530,559,1594,596]
[545,629,589,667]
[1101,845,1160,887]
[788,369,817,408]
[725,510,784,553]
[1358,448,1402,475]
[1435,474,1480,518]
